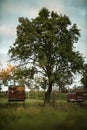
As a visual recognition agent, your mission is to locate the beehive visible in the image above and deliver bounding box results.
[8,86,25,101]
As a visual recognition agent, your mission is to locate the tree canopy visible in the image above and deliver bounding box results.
[8,8,84,103]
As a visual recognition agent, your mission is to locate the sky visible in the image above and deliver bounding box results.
[0,0,87,68]
[0,0,87,90]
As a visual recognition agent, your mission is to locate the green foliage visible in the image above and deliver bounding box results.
[81,64,87,90]
[14,67,36,85]
[8,8,84,102]
[26,91,45,100]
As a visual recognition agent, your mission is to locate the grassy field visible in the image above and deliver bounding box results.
[0,93,87,130]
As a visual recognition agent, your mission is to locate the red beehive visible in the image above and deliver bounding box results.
[8,86,25,101]
[67,89,85,102]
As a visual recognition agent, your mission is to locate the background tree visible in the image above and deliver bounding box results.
[7,64,17,85]
[0,67,11,86]
[0,65,19,86]
[81,64,87,91]
[0,65,35,87]
[8,8,84,103]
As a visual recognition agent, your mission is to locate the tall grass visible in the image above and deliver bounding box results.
[0,105,87,130]
[0,94,87,130]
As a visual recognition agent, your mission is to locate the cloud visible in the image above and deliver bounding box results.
[0,24,16,38]
[0,0,39,20]
[0,25,16,51]
[0,52,9,68]
[0,48,8,55]
[0,0,86,64]
[69,0,87,10]
[0,48,9,68]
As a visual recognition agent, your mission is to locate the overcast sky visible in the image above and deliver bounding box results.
[0,0,87,68]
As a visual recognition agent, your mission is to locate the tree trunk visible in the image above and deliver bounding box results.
[44,83,52,104]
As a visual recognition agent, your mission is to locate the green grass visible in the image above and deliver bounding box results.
[0,96,87,130]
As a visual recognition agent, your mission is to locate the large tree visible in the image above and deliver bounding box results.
[9,8,84,103]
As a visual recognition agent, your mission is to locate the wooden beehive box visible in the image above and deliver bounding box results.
[8,85,25,101]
